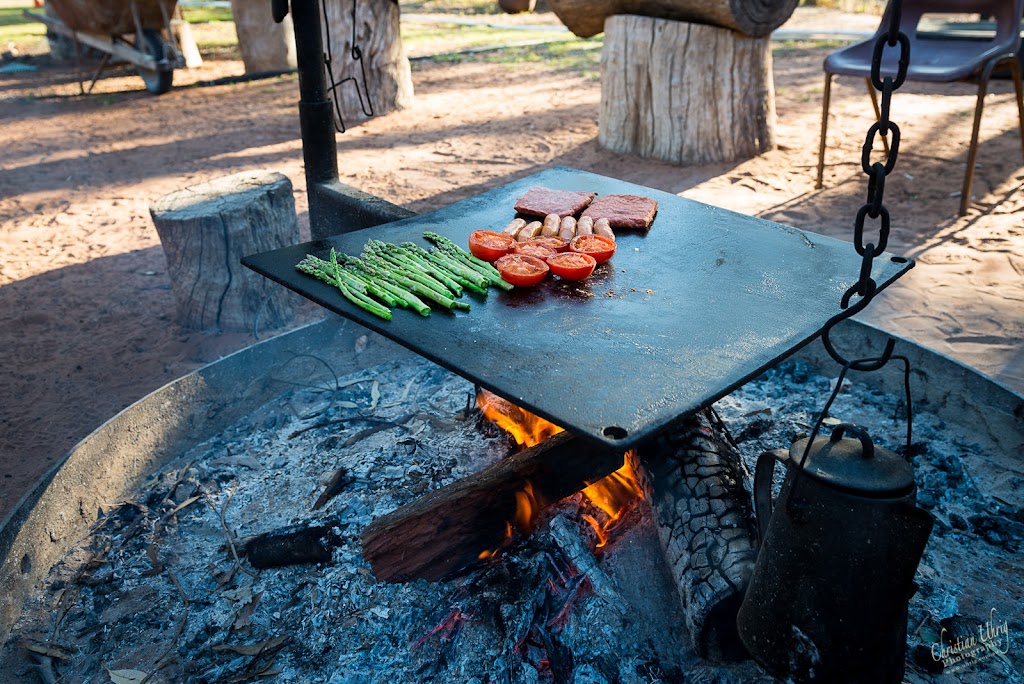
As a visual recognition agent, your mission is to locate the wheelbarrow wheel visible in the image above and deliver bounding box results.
[135,29,173,95]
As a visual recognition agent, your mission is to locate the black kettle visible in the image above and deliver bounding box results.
[736,424,933,683]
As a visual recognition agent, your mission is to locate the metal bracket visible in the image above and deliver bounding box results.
[272,0,289,23]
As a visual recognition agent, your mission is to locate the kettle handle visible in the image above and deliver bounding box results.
[753,448,789,542]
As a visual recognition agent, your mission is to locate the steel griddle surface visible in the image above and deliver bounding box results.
[243,167,912,449]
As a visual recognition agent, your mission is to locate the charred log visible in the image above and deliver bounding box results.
[362,431,623,582]
[636,408,758,662]
[240,519,346,568]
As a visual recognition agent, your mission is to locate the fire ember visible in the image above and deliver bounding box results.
[2,353,1021,683]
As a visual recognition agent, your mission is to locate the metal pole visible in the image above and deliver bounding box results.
[288,0,339,234]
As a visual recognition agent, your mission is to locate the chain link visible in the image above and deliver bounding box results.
[821,0,908,372]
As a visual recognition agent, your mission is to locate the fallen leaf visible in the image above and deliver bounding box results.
[354,335,368,354]
[232,590,264,632]
[104,666,151,684]
[223,585,253,604]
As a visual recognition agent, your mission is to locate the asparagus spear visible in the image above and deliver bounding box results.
[354,260,433,316]
[365,243,455,299]
[299,254,401,307]
[399,242,490,295]
[423,232,514,291]
[372,241,465,297]
[367,262,469,311]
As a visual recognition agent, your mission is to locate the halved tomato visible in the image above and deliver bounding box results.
[546,252,597,281]
[569,234,616,264]
[468,230,516,262]
[527,236,569,253]
[494,253,549,287]
[514,239,558,260]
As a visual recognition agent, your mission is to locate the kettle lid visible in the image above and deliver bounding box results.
[788,424,915,496]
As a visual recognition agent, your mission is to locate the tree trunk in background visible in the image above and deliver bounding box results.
[600,15,776,165]
[150,170,299,332]
[322,0,414,128]
[230,0,297,73]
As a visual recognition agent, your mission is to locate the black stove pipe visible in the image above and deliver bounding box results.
[280,0,414,240]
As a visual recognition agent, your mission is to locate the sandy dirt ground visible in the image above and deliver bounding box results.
[1,13,1022,521]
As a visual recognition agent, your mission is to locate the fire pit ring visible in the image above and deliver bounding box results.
[1,316,1021,669]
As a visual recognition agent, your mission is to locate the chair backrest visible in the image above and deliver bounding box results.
[875,0,1024,51]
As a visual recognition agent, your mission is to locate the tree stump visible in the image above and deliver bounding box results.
[150,171,299,332]
[321,0,414,127]
[230,0,297,73]
[599,15,776,165]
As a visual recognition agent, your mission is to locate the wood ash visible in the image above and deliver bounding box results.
[3,353,1022,684]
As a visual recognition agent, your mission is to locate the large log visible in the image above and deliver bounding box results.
[549,0,798,38]
[362,431,623,582]
[600,15,776,165]
[636,409,758,662]
[322,0,414,127]
[149,170,300,332]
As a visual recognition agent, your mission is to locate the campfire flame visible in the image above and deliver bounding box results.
[478,481,546,560]
[579,456,644,548]
[477,389,644,553]
[477,389,564,446]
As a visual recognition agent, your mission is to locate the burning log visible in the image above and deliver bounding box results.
[636,409,758,662]
[362,431,623,582]
[548,514,627,614]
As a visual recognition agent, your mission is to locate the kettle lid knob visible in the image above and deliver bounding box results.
[789,423,915,496]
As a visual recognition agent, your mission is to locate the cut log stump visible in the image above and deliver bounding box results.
[600,15,776,165]
[150,170,300,332]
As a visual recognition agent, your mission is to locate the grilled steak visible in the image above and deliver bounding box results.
[581,194,658,230]
[514,187,596,218]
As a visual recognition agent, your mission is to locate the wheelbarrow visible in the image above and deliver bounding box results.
[25,0,185,94]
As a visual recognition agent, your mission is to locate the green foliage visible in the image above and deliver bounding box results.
[402,0,506,16]
[427,38,602,80]
[0,5,46,47]
[179,5,234,24]
[403,22,571,58]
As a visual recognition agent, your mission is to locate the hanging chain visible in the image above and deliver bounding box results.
[321,0,375,133]
[813,0,915,457]
[820,0,910,374]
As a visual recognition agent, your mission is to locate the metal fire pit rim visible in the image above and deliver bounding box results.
[1,317,1021,648]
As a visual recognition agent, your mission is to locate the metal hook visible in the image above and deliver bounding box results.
[819,291,896,373]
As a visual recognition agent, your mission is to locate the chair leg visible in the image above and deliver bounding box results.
[816,73,833,189]
[961,60,999,216]
[1008,55,1024,162]
[865,77,890,155]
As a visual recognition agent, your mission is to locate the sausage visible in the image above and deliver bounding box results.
[558,216,577,242]
[593,217,615,241]
[502,218,527,239]
[517,220,544,242]
[541,213,561,237]
[576,215,594,236]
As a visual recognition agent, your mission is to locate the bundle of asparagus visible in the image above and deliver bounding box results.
[295,232,513,320]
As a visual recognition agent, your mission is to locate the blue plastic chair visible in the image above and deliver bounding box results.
[815,0,1024,215]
